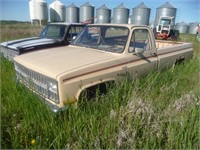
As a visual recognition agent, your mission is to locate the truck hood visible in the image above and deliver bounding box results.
[1,37,61,53]
[14,46,117,79]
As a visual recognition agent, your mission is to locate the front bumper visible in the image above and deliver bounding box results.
[43,99,69,113]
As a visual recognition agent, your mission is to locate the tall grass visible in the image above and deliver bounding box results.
[0,22,42,42]
[1,23,199,149]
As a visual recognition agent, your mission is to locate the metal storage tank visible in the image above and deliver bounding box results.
[96,4,111,24]
[131,2,150,25]
[50,0,66,22]
[128,16,132,24]
[113,3,129,24]
[80,2,95,23]
[175,22,189,33]
[66,3,79,23]
[188,22,199,34]
[29,0,48,25]
[149,21,155,28]
[154,2,177,27]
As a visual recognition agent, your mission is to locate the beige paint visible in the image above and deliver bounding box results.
[14,24,193,111]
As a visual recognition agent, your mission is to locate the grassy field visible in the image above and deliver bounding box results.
[1,23,199,149]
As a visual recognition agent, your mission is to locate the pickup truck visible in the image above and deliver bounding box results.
[0,23,85,61]
[14,24,193,112]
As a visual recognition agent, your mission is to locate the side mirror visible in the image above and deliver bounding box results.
[133,48,145,55]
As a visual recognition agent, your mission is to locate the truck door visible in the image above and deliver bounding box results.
[126,28,158,78]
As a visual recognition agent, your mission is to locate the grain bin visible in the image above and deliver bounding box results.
[131,2,150,25]
[29,0,48,25]
[80,2,95,23]
[96,4,111,24]
[175,22,189,33]
[50,0,66,22]
[66,3,79,23]
[128,16,132,24]
[188,22,199,34]
[113,3,129,24]
[154,2,176,27]
[149,21,155,28]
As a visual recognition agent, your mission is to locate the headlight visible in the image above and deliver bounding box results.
[48,81,57,93]
[47,79,58,103]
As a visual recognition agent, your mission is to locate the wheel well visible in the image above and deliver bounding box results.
[79,81,115,100]
[175,57,185,66]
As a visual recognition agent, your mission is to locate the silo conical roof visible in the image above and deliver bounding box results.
[114,3,128,9]
[66,3,78,8]
[158,2,176,9]
[134,2,149,9]
[97,4,110,10]
[52,0,64,5]
[80,2,94,7]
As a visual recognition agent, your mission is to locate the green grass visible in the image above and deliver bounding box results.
[1,23,200,149]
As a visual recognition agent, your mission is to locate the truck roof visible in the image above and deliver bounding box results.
[46,23,151,29]
[86,23,151,29]
[46,22,86,26]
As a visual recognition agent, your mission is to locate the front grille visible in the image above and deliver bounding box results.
[14,62,59,103]
[0,46,19,61]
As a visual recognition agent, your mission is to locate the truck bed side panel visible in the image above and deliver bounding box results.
[157,43,193,71]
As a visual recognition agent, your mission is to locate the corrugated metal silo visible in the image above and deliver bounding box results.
[66,3,79,23]
[113,3,129,24]
[96,4,111,24]
[188,22,199,34]
[154,2,177,27]
[149,21,155,28]
[29,0,48,25]
[131,2,150,25]
[80,2,95,23]
[175,22,189,33]
[50,0,66,22]
[128,16,132,24]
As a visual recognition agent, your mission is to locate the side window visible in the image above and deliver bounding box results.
[104,27,128,47]
[74,26,84,34]
[69,26,84,36]
[45,25,66,39]
[68,26,84,41]
[129,29,150,53]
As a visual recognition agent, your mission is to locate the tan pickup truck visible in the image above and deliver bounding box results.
[14,24,193,112]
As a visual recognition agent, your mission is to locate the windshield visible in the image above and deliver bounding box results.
[160,19,171,26]
[40,25,68,40]
[72,26,129,53]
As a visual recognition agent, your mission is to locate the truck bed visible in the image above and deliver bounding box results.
[155,40,184,49]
